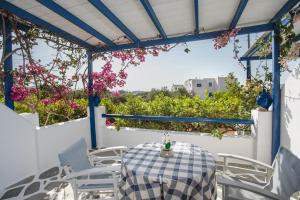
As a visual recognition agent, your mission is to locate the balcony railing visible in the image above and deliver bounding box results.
[102,114,254,125]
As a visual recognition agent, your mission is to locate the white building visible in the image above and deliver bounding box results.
[171,84,185,91]
[184,77,226,98]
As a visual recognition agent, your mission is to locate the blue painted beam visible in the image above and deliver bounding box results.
[93,23,273,52]
[3,18,14,110]
[37,0,114,47]
[239,55,272,61]
[245,33,271,57]
[87,51,97,149]
[0,1,95,50]
[0,16,29,32]
[271,24,281,161]
[230,0,248,29]
[270,0,300,23]
[246,60,251,79]
[88,0,139,43]
[194,0,199,33]
[102,114,254,125]
[140,0,167,38]
[246,34,251,80]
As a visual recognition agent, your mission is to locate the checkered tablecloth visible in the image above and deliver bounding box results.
[119,142,217,200]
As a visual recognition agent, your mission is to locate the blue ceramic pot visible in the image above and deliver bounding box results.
[256,89,272,110]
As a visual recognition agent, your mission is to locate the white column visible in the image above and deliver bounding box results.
[94,106,106,148]
[251,110,272,164]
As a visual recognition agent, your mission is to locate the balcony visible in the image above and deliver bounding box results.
[1,0,300,199]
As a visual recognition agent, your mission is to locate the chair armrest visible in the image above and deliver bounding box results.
[218,153,273,170]
[89,146,128,156]
[68,165,120,179]
[92,156,121,162]
[217,175,282,200]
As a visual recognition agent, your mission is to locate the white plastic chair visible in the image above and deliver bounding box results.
[58,138,127,200]
[217,147,300,200]
[89,146,127,167]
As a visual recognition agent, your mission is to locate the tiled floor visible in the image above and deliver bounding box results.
[2,166,300,200]
[1,158,298,200]
[0,167,69,200]
[0,166,224,200]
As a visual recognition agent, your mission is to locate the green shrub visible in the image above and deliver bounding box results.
[0,74,260,138]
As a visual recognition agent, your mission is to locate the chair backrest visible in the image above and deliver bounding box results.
[264,147,300,199]
[58,138,92,172]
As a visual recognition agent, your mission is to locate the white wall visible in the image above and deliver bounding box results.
[19,112,39,127]
[184,77,226,98]
[281,71,300,157]
[0,105,91,189]
[37,118,91,170]
[0,104,273,189]
[251,110,272,164]
[0,103,38,190]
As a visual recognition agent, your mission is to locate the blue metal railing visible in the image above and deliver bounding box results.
[102,114,254,125]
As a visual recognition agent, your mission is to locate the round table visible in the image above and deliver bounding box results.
[119,142,217,200]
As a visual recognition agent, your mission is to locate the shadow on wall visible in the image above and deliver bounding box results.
[281,68,300,152]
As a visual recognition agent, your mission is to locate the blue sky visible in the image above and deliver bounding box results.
[13,33,280,91]
[97,33,272,91]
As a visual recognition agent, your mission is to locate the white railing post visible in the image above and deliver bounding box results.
[95,106,106,148]
[19,112,40,127]
[251,110,272,164]
[19,112,41,171]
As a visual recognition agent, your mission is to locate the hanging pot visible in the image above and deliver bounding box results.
[256,89,272,110]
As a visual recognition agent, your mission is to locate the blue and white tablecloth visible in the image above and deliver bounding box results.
[119,142,217,200]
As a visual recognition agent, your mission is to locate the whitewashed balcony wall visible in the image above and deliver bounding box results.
[0,104,273,190]
[281,71,300,158]
[0,104,38,190]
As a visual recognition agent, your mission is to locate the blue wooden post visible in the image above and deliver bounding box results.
[87,51,97,149]
[246,60,251,80]
[3,18,14,110]
[246,34,251,80]
[271,24,281,160]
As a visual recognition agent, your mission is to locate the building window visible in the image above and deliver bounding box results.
[209,82,212,87]
[197,83,202,87]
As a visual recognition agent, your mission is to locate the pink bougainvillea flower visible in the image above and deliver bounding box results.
[8,45,172,113]
[105,119,114,126]
[111,91,120,97]
[10,85,29,101]
[41,98,52,106]
[118,70,128,79]
[213,28,240,50]
[69,101,79,110]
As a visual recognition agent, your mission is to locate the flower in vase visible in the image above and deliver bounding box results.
[163,132,171,150]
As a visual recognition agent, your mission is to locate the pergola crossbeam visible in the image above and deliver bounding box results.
[140,0,166,39]
[230,0,248,30]
[270,0,300,23]
[88,0,139,43]
[0,1,95,50]
[93,23,273,52]
[239,55,272,61]
[37,0,115,47]
[194,0,199,33]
